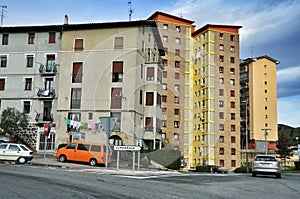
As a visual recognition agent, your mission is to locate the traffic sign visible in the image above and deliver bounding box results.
[114,145,141,151]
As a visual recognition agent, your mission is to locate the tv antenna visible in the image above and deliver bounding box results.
[0,5,7,27]
[128,0,133,21]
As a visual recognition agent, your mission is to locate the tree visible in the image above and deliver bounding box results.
[0,107,29,134]
[276,133,291,168]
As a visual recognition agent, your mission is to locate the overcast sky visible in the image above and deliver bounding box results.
[1,0,299,127]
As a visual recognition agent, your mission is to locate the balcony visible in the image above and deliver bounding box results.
[39,63,57,76]
[35,113,53,123]
[37,89,55,99]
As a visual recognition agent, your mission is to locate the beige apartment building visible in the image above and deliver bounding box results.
[190,25,242,170]
[56,18,165,150]
[148,11,195,152]
[240,56,279,158]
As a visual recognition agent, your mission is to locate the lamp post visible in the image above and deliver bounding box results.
[242,99,249,173]
[296,137,299,164]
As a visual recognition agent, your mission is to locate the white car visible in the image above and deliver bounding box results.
[0,143,33,164]
[252,155,281,178]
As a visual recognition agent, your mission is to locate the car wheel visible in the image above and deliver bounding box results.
[276,174,281,179]
[59,155,67,162]
[252,173,256,177]
[18,157,27,164]
[89,158,97,166]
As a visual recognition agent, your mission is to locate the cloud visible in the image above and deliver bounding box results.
[277,66,300,98]
[278,96,300,127]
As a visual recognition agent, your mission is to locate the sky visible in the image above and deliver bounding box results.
[1,0,299,127]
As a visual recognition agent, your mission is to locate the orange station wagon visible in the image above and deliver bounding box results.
[56,142,111,166]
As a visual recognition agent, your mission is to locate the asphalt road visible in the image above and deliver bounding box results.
[0,164,299,199]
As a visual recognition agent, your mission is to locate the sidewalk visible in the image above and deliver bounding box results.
[29,153,180,176]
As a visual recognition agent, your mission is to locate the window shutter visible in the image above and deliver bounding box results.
[113,61,123,72]
[114,37,124,49]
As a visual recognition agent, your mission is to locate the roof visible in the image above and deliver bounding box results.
[241,55,280,65]
[0,20,159,33]
[147,11,195,25]
[192,24,242,37]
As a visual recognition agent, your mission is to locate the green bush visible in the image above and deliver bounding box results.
[234,166,252,173]
[145,148,181,170]
[140,156,150,167]
[195,165,210,172]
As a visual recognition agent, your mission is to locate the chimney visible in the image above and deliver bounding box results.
[64,15,68,25]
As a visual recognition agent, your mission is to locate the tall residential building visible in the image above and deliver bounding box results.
[0,25,61,151]
[56,19,164,150]
[240,56,279,158]
[148,11,195,152]
[190,24,242,170]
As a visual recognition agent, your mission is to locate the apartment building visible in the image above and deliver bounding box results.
[0,25,61,151]
[148,11,195,152]
[56,19,164,150]
[240,56,279,158]
[190,24,242,170]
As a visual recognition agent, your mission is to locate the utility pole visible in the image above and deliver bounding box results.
[128,0,133,21]
[261,128,271,154]
[0,5,7,27]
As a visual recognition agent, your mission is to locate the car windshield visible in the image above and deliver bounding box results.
[255,156,276,161]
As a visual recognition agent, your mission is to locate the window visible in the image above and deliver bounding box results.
[174,121,179,128]
[163,71,167,78]
[162,108,167,115]
[163,36,168,43]
[176,26,181,32]
[175,61,180,68]
[175,49,180,56]
[230,90,235,97]
[49,32,56,43]
[231,125,236,132]
[175,38,180,45]
[231,148,236,155]
[219,112,224,119]
[219,66,224,73]
[91,145,101,152]
[112,61,123,82]
[46,54,55,72]
[25,78,32,91]
[219,100,224,107]
[219,55,224,62]
[220,160,224,167]
[163,59,168,66]
[0,55,7,67]
[230,101,235,108]
[139,90,143,105]
[162,133,166,140]
[219,44,224,51]
[174,96,179,104]
[219,136,224,143]
[231,113,235,120]
[230,79,235,86]
[265,106,268,110]
[230,46,235,52]
[174,109,179,115]
[74,39,83,51]
[72,62,83,83]
[265,81,267,85]
[146,92,154,106]
[175,84,180,92]
[157,93,161,108]
[219,33,224,40]
[219,147,224,155]
[23,101,31,113]
[219,89,224,96]
[2,34,8,45]
[111,112,121,131]
[145,117,153,130]
[219,124,224,131]
[230,57,235,63]
[26,55,34,67]
[114,37,124,49]
[230,68,235,74]
[162,95,167,102]
[174,133,179,140]
[175,72,180,80]
[111,88,122,109]
[164,47,168,55]
[28,33,35,44]
[231,136,236,143]
[163,24,168,30]
[88,112,93,120]
[78,144,90,151]
[162,83,167,90]
[230,35,235,41]
[71,88,82,109]
[162,120,167,127]
[231,160,236,167]
[265,89,268,93]
[140,64,144,79]
[146,67,154,81]
[219,78,224,84]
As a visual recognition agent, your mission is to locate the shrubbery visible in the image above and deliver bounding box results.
[234,166,252,173]
[195,165,210,172]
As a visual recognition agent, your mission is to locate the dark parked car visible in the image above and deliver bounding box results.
[0,135,12,143]
[212,166,228,174]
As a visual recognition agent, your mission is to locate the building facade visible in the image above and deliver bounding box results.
[240,56,279,159]
[190,25,242,170]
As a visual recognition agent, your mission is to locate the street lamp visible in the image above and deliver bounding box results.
[296,137,299,164]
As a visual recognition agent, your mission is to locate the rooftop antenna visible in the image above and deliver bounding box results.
[128,0,133,21]
[0,5,7,27]
[179,11,183,18]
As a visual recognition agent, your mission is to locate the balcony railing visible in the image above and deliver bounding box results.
[37,89,55,98]
[39,63,57,75]
[35,113,53,122]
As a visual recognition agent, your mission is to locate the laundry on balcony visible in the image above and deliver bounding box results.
[37,89,50,97]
